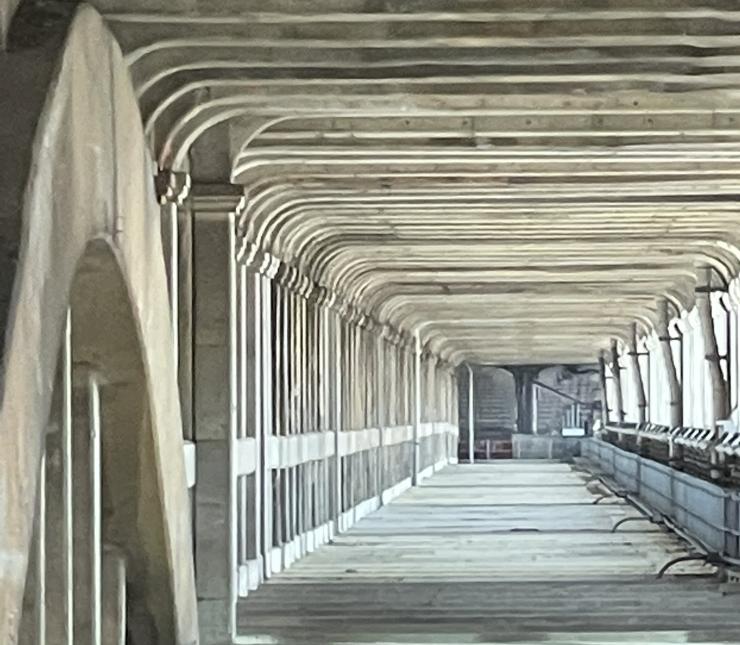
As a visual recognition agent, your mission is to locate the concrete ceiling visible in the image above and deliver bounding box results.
[93,1,740,363]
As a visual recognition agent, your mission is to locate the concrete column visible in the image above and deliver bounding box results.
[242,266,262,587]
[333,311,343,525]
[260,275,274,579]
[514,368,537,435]
[192,206,236,643]
[376,334,385,500]
[155,171,191,390]
[628,322,648,424]
[696,273,730,425]
[412,331,422,484]
[598,353,611,425]
[610,340,626,423]
[656,299,682,427]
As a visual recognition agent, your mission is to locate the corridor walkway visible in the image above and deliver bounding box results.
[238,463,740,644]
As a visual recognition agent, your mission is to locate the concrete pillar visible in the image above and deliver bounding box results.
[412,331,422,484]
[610,340,626,423]
[192,205,236,644]
[696,272,730,425]
[333,311,343,524]
[598,353,611,425]
[514,367,537,435]
[628,322,648,424]
[656,299,682,427]
[155,171,191,419]
[241,265,262,588]
[259,275,274,579]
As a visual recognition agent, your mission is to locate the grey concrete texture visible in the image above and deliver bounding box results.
[0,0,20,48]
[0,6,197,643]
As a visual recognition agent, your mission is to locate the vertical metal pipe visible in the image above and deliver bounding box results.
[62,309,73,644]
[376,336,384,502]
[227,213,239,636]
[334,312,342,527]
[88,373,102,645]
[238,265,248,572]
[412,331,421,484]
[466,364,475,464]
[168,203,179,372]
[36,451,46,645]
[249,269,263,576]
[260,276,273,579]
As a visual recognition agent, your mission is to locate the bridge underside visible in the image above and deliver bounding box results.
[4,2,740,644]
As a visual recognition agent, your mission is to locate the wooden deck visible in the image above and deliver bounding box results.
[238,462,740,644]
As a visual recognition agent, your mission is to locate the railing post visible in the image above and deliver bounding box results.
[62,310,73,644]
[88,373,103,645]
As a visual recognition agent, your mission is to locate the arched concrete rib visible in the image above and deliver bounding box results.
[91,2,740,363]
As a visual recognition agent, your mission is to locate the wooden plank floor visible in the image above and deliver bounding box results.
[238,462,740,644]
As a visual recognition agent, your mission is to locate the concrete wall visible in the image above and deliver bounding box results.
[0,0,21,48]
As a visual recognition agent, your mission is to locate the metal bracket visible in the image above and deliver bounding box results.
[612,515,661,533]
[656,552,724,579]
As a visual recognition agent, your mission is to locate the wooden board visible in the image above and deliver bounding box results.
[238,462,739,644]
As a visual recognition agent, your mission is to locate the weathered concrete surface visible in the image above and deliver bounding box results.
[85,2,740,366]
[0,1,76,381]
[0,0,20,48]
[0,6,197,643]
[237,463,736,644]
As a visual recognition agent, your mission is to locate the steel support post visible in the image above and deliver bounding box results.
[88,372,102,645]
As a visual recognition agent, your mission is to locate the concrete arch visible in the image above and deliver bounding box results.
[0,6,197,642]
